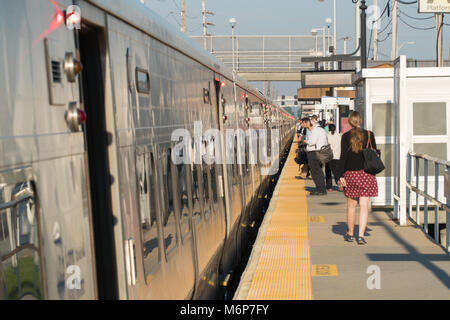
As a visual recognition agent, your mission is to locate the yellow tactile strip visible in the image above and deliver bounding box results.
[246,142,312,300]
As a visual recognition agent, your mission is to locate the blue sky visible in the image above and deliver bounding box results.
[144,0,447,96]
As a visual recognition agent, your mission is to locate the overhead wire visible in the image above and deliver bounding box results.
[398,14,436,30]
[377,30,392,43]
[398,7,434,20]
[397,0,417,4]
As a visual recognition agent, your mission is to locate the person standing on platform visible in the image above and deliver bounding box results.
[304,117,328,196]
[325,124,341,192]
[336,112,378,245]
[296,120,302,139]
[296,118,309,176]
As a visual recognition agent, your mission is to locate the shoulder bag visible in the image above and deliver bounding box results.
[316,144,333,164]
[363,131,385,175]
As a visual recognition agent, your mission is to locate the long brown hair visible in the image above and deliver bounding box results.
[348,111,364,153]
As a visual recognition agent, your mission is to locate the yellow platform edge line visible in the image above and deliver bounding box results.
[245,140,312,300]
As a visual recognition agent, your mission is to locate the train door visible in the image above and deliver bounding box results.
[213,79,227,234]
[78,23,118,300]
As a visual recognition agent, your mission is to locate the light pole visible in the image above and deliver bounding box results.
[229,18,236,74]
[311,28,327,70]
[340,36,351,54]
[319,0,337,69]
[311,28,326,57]
[318,0,336,53]
[398,41,415,53]
[326,17,332,70]
[353,0,368,69]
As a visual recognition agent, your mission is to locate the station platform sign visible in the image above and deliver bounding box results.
[418,0,450,13]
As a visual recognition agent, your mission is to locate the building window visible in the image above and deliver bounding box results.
[413,102,447,136]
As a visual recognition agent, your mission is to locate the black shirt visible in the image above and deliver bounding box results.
[336,129,377,179]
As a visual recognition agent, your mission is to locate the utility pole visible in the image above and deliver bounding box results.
[373,0,378,60]
[391,0,398,60]
[202,0,206,48]
[333,0,337,69]
[355,0,361,70]
[202,0,215,50]
[181,0,186,33]
[436,13,444,67]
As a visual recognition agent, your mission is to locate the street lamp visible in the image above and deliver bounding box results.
[325,18,332,69]
[399,41,415,53]
[319,0,337,68]
[340,36,351,54]
[318,0,336,51]
[325,17,332,53]
[311,28,326,58]
[229,18,237,74]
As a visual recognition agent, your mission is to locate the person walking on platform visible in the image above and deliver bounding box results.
[304,117,328,196]
[325,124,341,192]
[336,111,378,245]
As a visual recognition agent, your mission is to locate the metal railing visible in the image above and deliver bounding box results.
[406,151,450,252]
[190,35,331,73]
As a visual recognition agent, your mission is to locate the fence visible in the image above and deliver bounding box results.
[406,152,450,252]
[190,35,331,73]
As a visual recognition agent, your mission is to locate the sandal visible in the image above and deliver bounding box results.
[344,230,354,242]
[357,237,367,245]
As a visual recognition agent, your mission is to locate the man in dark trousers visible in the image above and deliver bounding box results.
[304,117,328,195]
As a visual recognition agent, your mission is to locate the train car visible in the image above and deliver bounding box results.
[0,0,295,300]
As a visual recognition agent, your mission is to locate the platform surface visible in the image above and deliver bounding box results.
[234,141,450,300]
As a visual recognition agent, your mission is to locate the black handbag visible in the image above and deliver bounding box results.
[295,147,308,165]
[363,132,385,175]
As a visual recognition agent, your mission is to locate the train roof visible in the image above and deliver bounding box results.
[88,0,274,105]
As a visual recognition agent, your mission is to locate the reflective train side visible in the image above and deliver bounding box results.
[0,0,295,300]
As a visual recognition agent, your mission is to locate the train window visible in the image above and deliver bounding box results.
[203,88,210,104]
[0,181,43,300]
[161,151,178,257]
[136,68,150,94]
[176,163,191,241]
[202,162,212,220]
[210,164,218,204]
[136,152,160,282]
[233,136,239,186]
[191,164,202,223]
[245,135,250,177]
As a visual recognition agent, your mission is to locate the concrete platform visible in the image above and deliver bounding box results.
[234,142,450,300]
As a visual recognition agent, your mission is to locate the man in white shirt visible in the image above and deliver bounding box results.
[304,117,328,195]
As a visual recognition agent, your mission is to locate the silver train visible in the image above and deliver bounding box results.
[0,0,295,299]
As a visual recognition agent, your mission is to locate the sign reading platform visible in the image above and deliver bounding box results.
[418,0,450,13]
